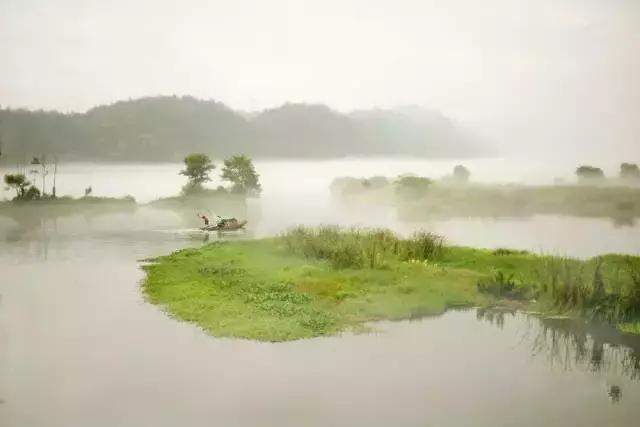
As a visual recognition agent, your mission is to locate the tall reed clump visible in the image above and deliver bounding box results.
[531,255,640,324]
[280,226,444,269]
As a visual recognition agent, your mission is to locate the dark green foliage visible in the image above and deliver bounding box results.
[576,165,605,182]
[179,153,215,194]
[221,154,262,195]
[3,174,31,199]
[22,185,41,200]
[620,163,640,181]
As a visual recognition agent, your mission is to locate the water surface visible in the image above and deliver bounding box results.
[1,160,640,426]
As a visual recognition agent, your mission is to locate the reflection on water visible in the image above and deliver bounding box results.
[2,161,640,426]
[477,308,640,404]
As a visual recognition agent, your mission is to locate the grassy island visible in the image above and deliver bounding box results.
[0,195,137,223]
[142,227,640,342]
[330,176,640,222]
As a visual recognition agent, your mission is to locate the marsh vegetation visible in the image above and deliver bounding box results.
[331,163,640,222]
[143,226,640,342]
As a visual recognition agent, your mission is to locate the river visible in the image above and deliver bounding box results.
[1,159,639,426]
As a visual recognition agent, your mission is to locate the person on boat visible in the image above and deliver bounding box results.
[197,213,210,226]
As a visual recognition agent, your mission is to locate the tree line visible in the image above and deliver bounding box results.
[576,163,640,184]
[2,152,261,201]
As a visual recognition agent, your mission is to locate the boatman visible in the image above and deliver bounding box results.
[197,213,210,226]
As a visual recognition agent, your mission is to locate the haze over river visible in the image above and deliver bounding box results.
[1,158,639,426]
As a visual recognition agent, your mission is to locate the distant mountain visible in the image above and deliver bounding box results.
[349,105,480,156]
[252,103,365,157]
[0,96,484,161]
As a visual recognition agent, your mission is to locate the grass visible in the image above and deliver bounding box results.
[619,322,640,334]
[142,227,640,342]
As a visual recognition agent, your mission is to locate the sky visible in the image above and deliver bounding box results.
[1,0,638,157]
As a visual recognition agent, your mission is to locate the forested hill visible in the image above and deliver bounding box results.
[0,96,484,161]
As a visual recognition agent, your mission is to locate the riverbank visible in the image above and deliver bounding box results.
[142,227,640,342]
[0,195,138,221]
[331,178,640,221]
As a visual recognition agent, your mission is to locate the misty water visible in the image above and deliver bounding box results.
[1,160,640,426]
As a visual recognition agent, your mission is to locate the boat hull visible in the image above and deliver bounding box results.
[200,220,248,232]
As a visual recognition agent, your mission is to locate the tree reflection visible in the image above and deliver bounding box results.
[476,308,640,400]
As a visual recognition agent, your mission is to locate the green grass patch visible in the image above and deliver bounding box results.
[142,227,640,342]
[618,322,640,335]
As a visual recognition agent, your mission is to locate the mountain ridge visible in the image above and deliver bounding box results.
[0,95,485,161]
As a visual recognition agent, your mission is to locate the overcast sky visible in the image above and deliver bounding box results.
[1,0,638,157]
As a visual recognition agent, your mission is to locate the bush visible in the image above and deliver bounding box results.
[453,165,471,183]
[621,163,640,181]
[281,226,445,269]
[477,271,525,299]
[576,165,605,182]
[395,176,432,200]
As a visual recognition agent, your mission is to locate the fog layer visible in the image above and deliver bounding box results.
[1,0,638,158]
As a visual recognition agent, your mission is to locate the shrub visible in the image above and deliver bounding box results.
[453,165,471,183]
[620,163,640,181]
[395,176,432,200]
[477,271,525,299]
[576,165,605,182]
[280,226,444,269]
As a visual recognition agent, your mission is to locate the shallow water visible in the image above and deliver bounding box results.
[1,160,640,426]
[1,219,639,426]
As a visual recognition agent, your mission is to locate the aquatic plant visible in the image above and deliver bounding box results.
[281,226,444,269]
[477,271,525,299]
[530,254,640,325]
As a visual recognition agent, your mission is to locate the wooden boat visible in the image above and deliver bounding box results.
[200,219,247,232]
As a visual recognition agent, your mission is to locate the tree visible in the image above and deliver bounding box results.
[221,154,262,195]
[30,156,49,195]
[620,163,640,181]
[395,175,432,200]
[179,153,215,193]
[23,185,41,200]
[576,165,605,182]
[3,174,31,199]
[453,165,471,183]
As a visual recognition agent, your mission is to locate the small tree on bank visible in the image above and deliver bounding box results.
[453,165,471,183]
[620,163,640,181]
[576,165,605,183]
[4,174,31,199]
[221,154,262,195]
[179,153,215,194]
